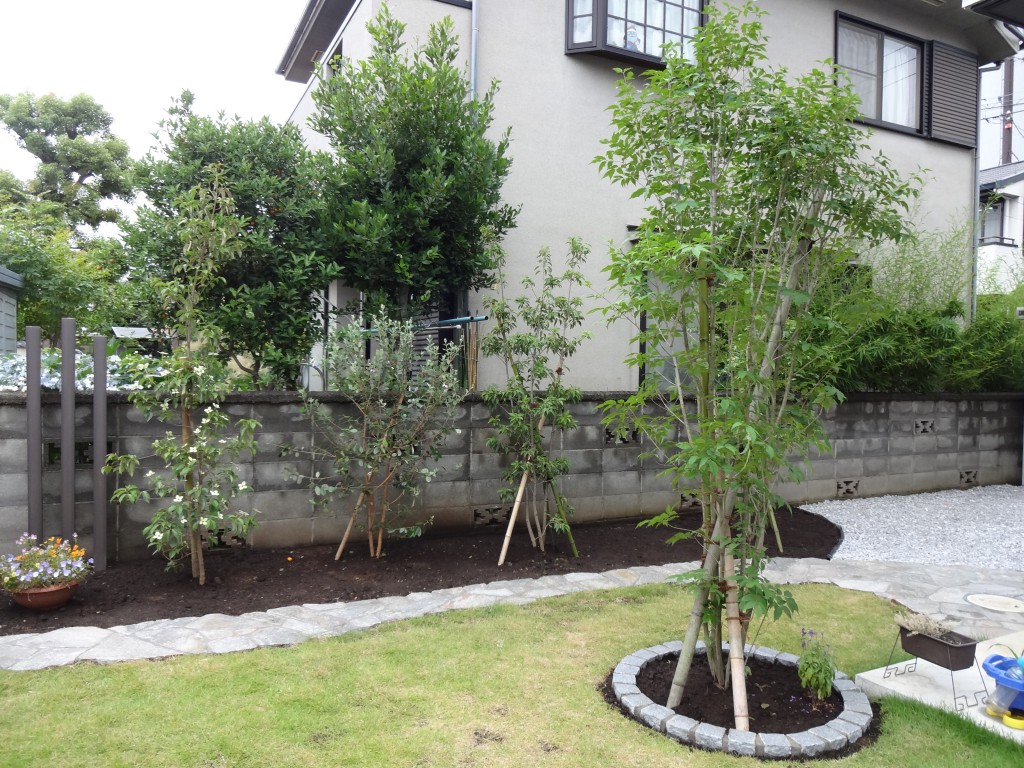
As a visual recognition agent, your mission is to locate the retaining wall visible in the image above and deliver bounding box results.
[0,392,1020,560]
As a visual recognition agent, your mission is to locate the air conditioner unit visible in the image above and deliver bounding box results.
[1016,307,1024,320]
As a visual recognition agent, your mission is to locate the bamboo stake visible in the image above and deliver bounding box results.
[723,549,750,731]
[497,469,531,566]
[334,490,365,560]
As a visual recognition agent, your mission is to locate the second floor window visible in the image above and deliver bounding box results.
[568,0,702,65]
[837,18,922,131]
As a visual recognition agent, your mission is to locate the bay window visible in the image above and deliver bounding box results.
[567,0,702,65]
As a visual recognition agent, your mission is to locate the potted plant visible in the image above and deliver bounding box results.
[895,611,978,671]
[0,533,94,611]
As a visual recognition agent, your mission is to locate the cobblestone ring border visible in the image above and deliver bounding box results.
[612,640,874,758]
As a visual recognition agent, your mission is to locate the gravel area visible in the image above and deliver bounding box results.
[803,484,1024,571]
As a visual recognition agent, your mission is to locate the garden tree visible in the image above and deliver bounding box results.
[309,5,518,318]
[107,171,259,586]
[296,312,465,559]
[128,92,337,388]
[0,193,155,340]
[0,169,26,199]
[597,5,916,729]
[0,195,110,340]
[480,237,592,563]
[0,93,133,229]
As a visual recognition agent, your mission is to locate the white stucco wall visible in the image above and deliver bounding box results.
[284,0,1001,390]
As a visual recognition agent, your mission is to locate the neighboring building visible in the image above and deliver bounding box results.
[279,0,1020,391]
[0,266,21,354]
[979,160,1024,291]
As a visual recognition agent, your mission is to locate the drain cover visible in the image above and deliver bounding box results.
[965,594,1024,613]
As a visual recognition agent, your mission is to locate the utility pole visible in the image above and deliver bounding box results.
[1002,56,1015,165]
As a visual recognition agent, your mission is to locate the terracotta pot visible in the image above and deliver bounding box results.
[9,582,79,612]
[899,626,977,671]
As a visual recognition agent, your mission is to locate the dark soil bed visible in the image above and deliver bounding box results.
[637,652,843,732]
[0,506,841,637]
[601,648,881,759]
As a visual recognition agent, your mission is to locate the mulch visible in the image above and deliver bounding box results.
[0,506,841,637]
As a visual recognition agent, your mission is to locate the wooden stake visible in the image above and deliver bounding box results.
[723,550,750,731]
[334,491,365,560]
[497,470,531,566]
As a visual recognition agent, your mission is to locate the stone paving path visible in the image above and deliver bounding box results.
[1,557,1022,672]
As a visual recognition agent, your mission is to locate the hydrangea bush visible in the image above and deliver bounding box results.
[0,348,163,392]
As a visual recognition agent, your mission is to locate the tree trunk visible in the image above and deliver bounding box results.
[192,528,206,586]
[666,504,729,708]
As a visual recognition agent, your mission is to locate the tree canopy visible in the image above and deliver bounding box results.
[0,194,134,340]
[309,5,518,317]
[0,93,134,229]
[128,92,337,387]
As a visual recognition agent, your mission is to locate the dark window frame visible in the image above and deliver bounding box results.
[835,13,925,136]
[980,194,1016,246]
[565,0,705,68]
[835,12,979,148]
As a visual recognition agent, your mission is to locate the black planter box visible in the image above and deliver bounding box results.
[899,627,977,671]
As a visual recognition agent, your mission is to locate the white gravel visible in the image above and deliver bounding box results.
[802,484,1024,572]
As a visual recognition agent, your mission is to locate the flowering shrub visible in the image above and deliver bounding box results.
[0,533,94,592]
[104,174,259,586]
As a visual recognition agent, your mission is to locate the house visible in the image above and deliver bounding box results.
[978,160,1024,291]
[278,0,1020,391]
[0,265,21,353]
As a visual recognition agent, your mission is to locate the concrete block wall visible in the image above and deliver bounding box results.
[0,392,1020,559]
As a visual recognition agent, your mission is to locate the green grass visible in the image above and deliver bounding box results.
[1,583,1021,767]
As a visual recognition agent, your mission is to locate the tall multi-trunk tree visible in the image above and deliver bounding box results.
[597,4,917,729]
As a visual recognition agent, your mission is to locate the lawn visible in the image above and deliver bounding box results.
[1,583,1020,767]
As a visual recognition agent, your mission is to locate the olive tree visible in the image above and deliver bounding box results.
[597,4,917,729]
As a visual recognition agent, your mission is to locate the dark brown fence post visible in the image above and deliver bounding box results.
[26,325,42,541]
[60,317,75,539]
[92,334,107,570]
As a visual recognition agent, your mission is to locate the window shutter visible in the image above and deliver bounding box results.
[928,41,979,148]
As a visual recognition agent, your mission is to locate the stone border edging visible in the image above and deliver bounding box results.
[612,641,874,758]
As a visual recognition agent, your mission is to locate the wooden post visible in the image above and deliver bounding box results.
[60,318,75,539]
[26,326,42,540]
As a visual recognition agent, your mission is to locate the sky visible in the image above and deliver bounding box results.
[0,0,312,181]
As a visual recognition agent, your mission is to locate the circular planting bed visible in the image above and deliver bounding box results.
[611,641,874,759]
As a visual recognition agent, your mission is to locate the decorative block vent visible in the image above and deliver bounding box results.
[473,505,511,527]
[837,479,860,497]
[45,440,114,467]
[201,528,248,550]
[604,428,640,446]
[914,419,935,435]
[959,470,978,487]
[678,492,702,510]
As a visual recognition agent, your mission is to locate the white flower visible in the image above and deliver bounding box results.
[210,489,219,497]
[237,481,249,491]
[173,495,183,503]
[152,530,164,541]
[145,470,155,478]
